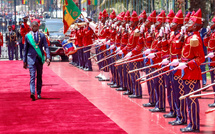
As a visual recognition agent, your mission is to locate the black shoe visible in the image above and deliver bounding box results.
[110,84,120,88]
[208,103,215,107]
[128,95,142,98]
[149,108,165,112]
[142,103,156,107]
[180,126,199,132]
[107,82,114,85]
[163,113,176,118]
[37,94,41,99]
[95,75,101,78]
[202,84,208,91]
[168,120,176,125]
[123,91,132,95]
[116,87,127,91]
[99,78,110,81]
[171,120,187,126]
[30,94,35,101]
[84,68,93,71]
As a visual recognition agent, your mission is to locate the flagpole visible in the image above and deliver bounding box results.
[56,0,57,18]
[14,0,16,30]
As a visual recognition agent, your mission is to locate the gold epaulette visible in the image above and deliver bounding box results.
[190,35,199,47]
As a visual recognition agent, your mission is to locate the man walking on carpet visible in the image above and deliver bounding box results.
[23,21,51,101]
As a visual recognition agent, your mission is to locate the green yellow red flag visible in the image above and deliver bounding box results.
[63,0,81,34]
[22,0,27,4]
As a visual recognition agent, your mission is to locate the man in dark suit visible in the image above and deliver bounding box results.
[17,21,24,60]
[23,21,51,101]
[6,25,17,60]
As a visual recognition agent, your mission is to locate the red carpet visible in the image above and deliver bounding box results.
[0,61,126,133]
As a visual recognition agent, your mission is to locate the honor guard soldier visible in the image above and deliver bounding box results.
[0,32,3,57]
[161,9,176,118]
[95,12,103,78]
[110,11,127,88]
[17,21,24,60]
[119,11,140,97]
[167,10,187,123]
[142,10,157,107]
[6,25,17,60]
[115,12,129,91]
[76,22,85,69]
[98,9,110,81]
[116,11,129,90]
[204,16,215,108]
[12,25,18,60]
[147,10,166,112]
[72,24,80,66]
[108,10,118,87]
[83,18,94,71]
[178,9,205,132]
[20,16,31,45]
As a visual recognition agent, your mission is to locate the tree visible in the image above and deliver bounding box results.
[189,0,208,27]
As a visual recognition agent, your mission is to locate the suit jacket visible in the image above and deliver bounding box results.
[6,31,17,46]
[16,26,22,44]
[23,31,50,65]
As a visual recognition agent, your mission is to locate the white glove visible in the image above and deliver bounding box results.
[176,62,187,70]
[207,52,214,58]
[84,17,89,23]
[160,58,169,65]
[144,49,151,55]
[110,44,115,50]
[170,59,180,66]
[148,53,156,59]
[118,50,123,55]
[106,40,110,45]
[116,47,121,52]
[124,52,132,59]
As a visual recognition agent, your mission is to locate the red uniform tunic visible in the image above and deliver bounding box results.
[109,28,116,43]
[144,30,153,49]
[0,32,3,46]
[115,30,121,47]
[122,27,139,55]
[99,27,110,50]
[83,26,94,46]
[131,33,145,61]
[204,31,215,66]
[149,31,162,68]
[181,32,205,80]
[121,30,129,49]
[20,22,31,44]
[76,28,84,47]
[168,31,183,75]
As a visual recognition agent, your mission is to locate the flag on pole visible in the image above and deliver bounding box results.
[40,0,44,4]
[22,0,27,4]
[36,0,39,4]
[63,0,81,34]
[44,28,49,36]
[91,0,97,5]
